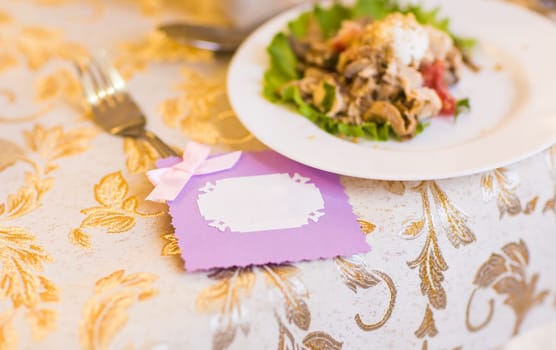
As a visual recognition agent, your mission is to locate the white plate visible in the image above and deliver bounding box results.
[227,0,556,180]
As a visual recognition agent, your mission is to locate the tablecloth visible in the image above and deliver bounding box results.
[0,1,555,349]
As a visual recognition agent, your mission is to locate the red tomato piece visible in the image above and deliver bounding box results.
[420,59,456,116]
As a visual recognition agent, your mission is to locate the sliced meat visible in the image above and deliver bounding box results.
[363,101,417,137]
[406,88,442,120]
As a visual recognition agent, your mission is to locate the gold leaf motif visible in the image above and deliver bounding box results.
[406,181,475,316]
[181,118,221,145]
[34,68,82,106]
[501,240,529,266]
[80,270,158,350]
[157,68,255,147]
[473,253,507,288]
[26,308,57,340]
[71,171,165,246]
[93,172,129,208]
[543,199,555,214]
[69,228,92,249]
[407,183,448,309]
[213,324,236,350]
[523,196,538,215]
[23,125,96,163]
[197,267,254,350]
[80,207,136,233]
[492,276,522,295]
[38,276,59,303]
[0,139,24,171]
[0,123,92,344]
[0,10,12,24]
[5,186,39,220]
[262,265,311,331]
[0,52,18,73]
[408,232,448,309]
[481,168,522,218]
[197,268,255,313]
[357,219,376,235]
[302,332,343,350]
[160,233,180,256]
[94,270,126,295]
[0,225,58,343]
[158,97,188,127]
[0,310,17,350]
[123,138,159,173]
[401,218,425,239]
[466,240,549,335]
[114,30,212,79]
[429,182,475,247]
[277,316,297,350]
[335,257,379,293]
[414,305,438,339]
[15,26,88,70]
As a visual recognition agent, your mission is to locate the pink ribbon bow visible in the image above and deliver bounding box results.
[146,141,241,202]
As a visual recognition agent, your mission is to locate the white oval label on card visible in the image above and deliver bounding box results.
[196,173,325,233]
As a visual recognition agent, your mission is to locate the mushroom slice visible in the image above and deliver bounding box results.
[363,101,417,137]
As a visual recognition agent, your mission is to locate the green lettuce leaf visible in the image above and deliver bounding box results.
[455,98,471,118]
[313,3,352,38]
[351,0,398,19]
[321,82,336,113]
[288,12,311,38]
[263,32,300,101]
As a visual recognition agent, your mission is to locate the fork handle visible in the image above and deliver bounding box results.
[141,130,179,158]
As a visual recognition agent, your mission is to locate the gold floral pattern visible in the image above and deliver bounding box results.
[123,138,159,174]
[481,168,522,218]
[335,257,396,331]
[1,1,554,348]
[415,305,438,339]
[160,232,181,257]
[277,316,343,350]
[402,181,475,309]
[34,67,84,114]
[197,267,255,350]
[69,171,165,248]
[466,240,549,335]
[197,264,342,350]
[0,123,94,348]
[114,31,212,79]
[80,270,158,350]
[158,68,255,147]
[357,219,376,235]
[0,15,88,123]
[523,196,539,215]
[401,181,475,345]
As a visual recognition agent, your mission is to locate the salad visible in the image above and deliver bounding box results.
[263,0,476,141]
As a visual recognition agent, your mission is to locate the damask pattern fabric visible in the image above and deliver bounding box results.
[0,1,554,349]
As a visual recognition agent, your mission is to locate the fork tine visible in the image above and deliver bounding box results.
[98,54,126,94]
[86,59,109,106]
[90,57,117,102]
[73,61,99,106]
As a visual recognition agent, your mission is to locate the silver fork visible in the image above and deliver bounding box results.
[74,57,178,158]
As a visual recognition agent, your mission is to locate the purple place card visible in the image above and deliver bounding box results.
[159,151,370,271]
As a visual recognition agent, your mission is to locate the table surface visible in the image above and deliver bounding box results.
[0,1,555,349]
